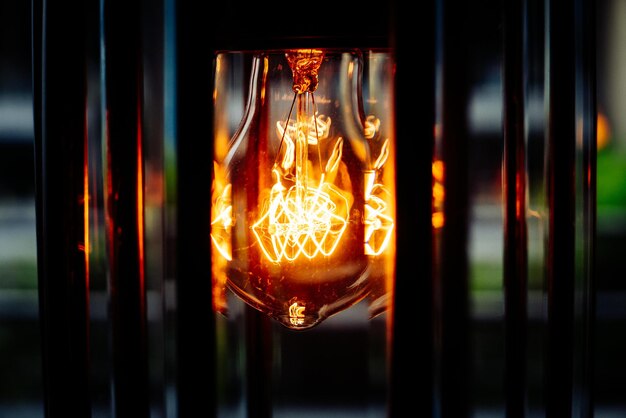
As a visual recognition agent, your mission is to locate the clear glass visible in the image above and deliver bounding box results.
[212,49,377,330]
[362,51,396,319]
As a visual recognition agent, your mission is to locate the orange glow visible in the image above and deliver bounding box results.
[137,105,145,288]
[213,50,377,329]
[361,51,397,320]
[597,112,611,150]
[252,52,354,263]
[432,159,444,182]
[289,302,306,326]
[286,49,324,94]
[213,55,233,162]
[432,181,445,203]
[252,115,351,262]
[432,160,445,229]
[210,162,231,313]
[83,110,90,284]
[261,57,268,103]
[364,133,394,256]
[213,56,220,102]
[364,115,381,139]
[432,211,445,229]
[253,175,350,262]
[210,162,233,261]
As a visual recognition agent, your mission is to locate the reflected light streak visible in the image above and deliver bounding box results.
[137,103,145,295]
[83,111,90,283]
[432,159,445,229]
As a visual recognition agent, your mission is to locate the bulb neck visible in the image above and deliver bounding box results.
[286,49,324,94]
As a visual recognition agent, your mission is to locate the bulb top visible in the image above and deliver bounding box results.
[286,49,325,94]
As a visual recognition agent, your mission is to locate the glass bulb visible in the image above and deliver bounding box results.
[363,51,396,319]
[211,49,373,329]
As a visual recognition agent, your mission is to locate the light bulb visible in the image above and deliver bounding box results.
[362,51,396,319]
[211,49,373,329]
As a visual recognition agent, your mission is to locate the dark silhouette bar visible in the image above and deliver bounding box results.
[33,0,92,417]
[503,0,528,416]
[244,308,274,418]
[546,0,576,415]
[439,0,470,417]
[388,0,435,417]
[575,0,597,415]
[580,0,597,414]
[103,0,150,416]
[174,2,218,418]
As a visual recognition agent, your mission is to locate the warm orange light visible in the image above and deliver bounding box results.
[83,115,90,283]
[364,131,394,256]
[432,159,444,182]
[137,103,145,287]
[210,163,233,261]
[252,104,352,262]
[210,162,231,313]
[432,181,444,203]
[212,50,377,329]
[252,174,350,262]
[432,159,445,229]
[597,112,611,150]
[288,301,306,326]
[362,50,396,320]
[432,211,445,229]
[364,115,380,139]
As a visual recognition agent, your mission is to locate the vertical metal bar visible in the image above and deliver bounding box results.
[575,0,596,415]
[34,0,92,416]
[546,0,576,415]
[174,1,217,417]
[244,308,274,418]
[522,0,547,412]
[142,0,166,415]
[388,0,436,417]
[439,0,470,416]
[103,0,150,416]
[503,0,528,416]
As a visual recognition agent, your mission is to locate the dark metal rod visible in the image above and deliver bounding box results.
[387,0,436,417]
[576,0,596,415]
[174,2,217,417]
[34,0,92,416]
[103,0,150,416]
[503,0,528,416]
[546,0,576,415]
[439,0,470,417]
[244,307,274,418]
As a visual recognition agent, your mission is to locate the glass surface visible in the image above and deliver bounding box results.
[212,50,394,330]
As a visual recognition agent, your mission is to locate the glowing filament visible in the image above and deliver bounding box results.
[364,173,394,256]
[289,302,306,326]
[252,168,349,262]
[210,163,233,261]
[363,117,395,256]
[253,113,350,262]
[252,50,354,263]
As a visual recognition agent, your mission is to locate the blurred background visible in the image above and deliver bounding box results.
[0,1,42,417]
[1,0,625,417]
